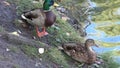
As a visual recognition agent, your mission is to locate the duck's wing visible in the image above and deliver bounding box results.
[22,9,45,27]
[24,9,39,19]
[74,43,86,53]
[62,43,77,50]
[62,43,89,63]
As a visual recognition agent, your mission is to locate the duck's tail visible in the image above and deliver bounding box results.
[21,14,27,20]
[21,14,32,24]
[21,14,34,29]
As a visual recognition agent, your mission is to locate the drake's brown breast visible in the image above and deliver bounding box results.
[44,11,56,27]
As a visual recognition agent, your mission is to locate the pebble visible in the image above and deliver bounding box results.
[38,48,44,54]
[6,48,10,52]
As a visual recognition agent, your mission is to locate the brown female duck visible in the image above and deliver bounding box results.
[21,8,56,37]
[62,39,99,67]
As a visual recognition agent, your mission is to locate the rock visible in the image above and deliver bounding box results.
[35,62,42,67]
[38,48,44,54]
[6,48,10,52]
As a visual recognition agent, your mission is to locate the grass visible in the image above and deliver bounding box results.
[43,47,72,68]
[21,44,39,58]
[46,18,84,46]
[21,44,77,68]
[7,0,42,15]
[100,52,120,68]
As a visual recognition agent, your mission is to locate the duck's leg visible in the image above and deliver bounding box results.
[42,27,49,35]
[36,26,48,37]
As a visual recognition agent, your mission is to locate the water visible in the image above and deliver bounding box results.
[86,22,120,63]
[85,0,120,63]
[86,22,120,43]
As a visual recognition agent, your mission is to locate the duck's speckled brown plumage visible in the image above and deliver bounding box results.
[62,39,97,65]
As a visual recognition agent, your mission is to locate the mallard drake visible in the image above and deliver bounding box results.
[21,0,61,37]
[21,0,62,37]
[21,8,56,37]
[62,39,99,67]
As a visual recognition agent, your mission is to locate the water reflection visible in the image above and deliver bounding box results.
[114,56,120,63]
[86,22,120,43]
[113,8,120,15]
[92,46,120,53]
[85,0,120,63]
[86,18,120,63]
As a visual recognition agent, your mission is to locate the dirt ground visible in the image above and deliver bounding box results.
[0,1,59,68]
[0,0,17,32]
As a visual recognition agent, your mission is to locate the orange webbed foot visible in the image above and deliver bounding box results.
[36,26,48,37]
[37,31,48,37]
